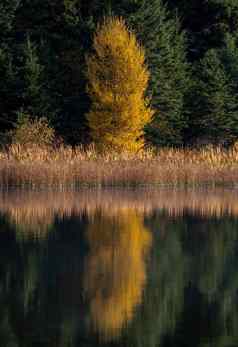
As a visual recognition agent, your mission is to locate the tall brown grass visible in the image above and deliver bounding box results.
[0,143,238,187]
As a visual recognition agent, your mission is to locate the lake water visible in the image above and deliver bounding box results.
[1,188,238,347]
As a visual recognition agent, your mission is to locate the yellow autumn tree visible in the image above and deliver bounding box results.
[86,17,153,152]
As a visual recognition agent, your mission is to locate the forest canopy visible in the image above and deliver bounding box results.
[1,0,238,147]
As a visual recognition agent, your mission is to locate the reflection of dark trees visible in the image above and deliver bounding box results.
[1,209,238,346]
[124,213,238,347]
[0,213,90,347]
[123,213,188,347]
[163,214,238,347]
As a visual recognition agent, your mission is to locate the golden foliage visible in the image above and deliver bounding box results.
[86,17,153,152]
[84,210,152,340]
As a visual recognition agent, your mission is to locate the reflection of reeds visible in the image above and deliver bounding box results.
[1,144,238,186]
[0,189,238,218]
[8,207,54,240]
[0,188,238,240]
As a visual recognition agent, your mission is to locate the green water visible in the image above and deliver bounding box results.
[0,189,238,347]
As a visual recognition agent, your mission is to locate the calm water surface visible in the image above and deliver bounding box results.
[1,189,238,347]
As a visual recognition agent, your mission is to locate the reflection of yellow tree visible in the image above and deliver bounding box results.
[84,210,152,340]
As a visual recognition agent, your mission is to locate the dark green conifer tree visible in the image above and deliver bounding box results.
[128,0,190,146]
[190,49,237,144]
[0,0,20,33]
[167,0,238,61]
[22,37,48,118]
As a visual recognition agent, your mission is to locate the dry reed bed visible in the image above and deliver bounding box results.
[0,144,238,187]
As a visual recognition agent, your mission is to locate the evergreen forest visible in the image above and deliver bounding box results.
[1,0,238,147]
